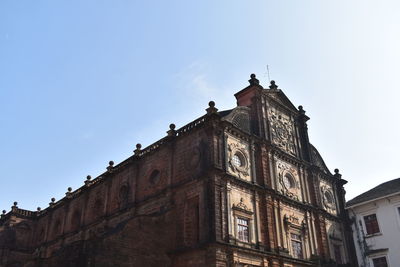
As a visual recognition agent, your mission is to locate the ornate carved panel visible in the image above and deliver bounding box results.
[320,180,337,215]
[276,160,302,202]
[267,106,296,156]
[226,134,251,182]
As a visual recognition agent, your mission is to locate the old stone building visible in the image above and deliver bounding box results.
[0,74,356,267]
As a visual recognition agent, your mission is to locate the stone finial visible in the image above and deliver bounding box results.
[134,143,142,156]
[13,201,18,208]
[298,105,309,122]
[269,80,278,89]
[107,161,114,171]
[66,187,72,196]
[49,198,55,206]
[248,74,260,86]
[167,123,177,137]
[298,105,306,115]
[85,175,92,185]
[37,207,41,212]
[334,168,342,179]
[2,210,6,215]
[206,101,218,115]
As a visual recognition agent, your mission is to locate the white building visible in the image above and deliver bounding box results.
[346,178,400,267]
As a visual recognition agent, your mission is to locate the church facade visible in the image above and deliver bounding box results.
[0,74,356,267]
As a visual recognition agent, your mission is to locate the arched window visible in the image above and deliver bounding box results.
[52,219,61,238]
[149,170,161,185]
[38,228,45,244]
[92,198,104,219]
[70,210,81,232]
[119,185,129,209]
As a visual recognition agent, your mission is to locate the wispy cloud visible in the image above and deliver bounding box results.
[174,61,216,98]
[174,61,234,110]
[80,131,94,140]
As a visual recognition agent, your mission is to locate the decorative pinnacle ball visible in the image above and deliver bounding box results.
[13,201,17,206]
[51,198,55,202]
[2,210,6,214]
[169,123,176,130]
[68,187,72,192]
[37,207,41,211]
[250,73,256,79]
[298,105,303,110]
[109,161,114,167]
[334,168,339,174]
[209,101,215,108]
[86,175,91,180]
[136,143,142,150]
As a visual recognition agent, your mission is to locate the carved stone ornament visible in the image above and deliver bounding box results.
[284,214,307,234]
[277,162,301,201]
[284,213,300,226]
[232,198,253,214]
[320,185,336,212]
[226,137,251,181]
[267,107,296,156]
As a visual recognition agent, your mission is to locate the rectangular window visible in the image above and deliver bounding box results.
[290,233,303,259]
[372,256,388,267]
[364,214,380,235]
[333,245,342,264]
[237,218,249,242]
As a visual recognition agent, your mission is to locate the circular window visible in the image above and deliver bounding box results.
[232,153,243,168]
[283,173,294,189]
[149,170,161,185]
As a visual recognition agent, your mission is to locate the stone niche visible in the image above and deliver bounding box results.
[228,186,256,244]
[267,105,296,156]
[326,220,346,263]
[276,160,302,202]
[281,205,310,260]
[319,179,337,215]
[225,133,251,182]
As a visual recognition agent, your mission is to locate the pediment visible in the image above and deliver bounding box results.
[264,89,298,112]
[310,144,332,175]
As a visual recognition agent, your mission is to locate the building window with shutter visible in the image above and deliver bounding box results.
[290,233,303,259]
[364,214,380,235]
[372,256,388,267]
[237,217,250,242]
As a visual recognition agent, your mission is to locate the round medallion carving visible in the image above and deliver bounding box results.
[184,146,201,170]
[149,169,161,185]
[321,186,336,211]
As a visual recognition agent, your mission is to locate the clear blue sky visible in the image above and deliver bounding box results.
[1,1,399,211]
